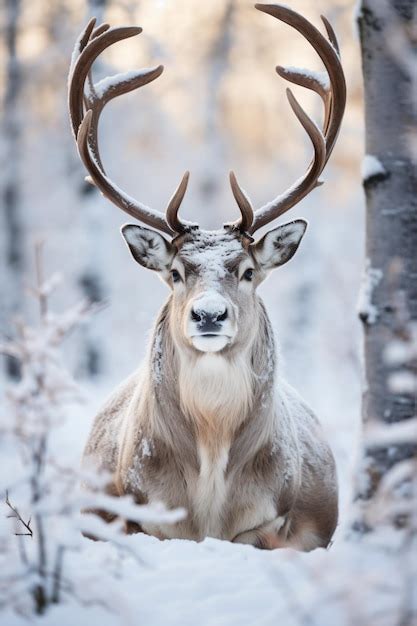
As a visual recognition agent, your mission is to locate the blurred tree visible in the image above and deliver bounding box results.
[75,0,108,378]
[1,0,24,379]
[355,0,417,532]
[199,0,234,220]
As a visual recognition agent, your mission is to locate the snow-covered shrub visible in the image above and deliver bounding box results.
[0,244,185,617]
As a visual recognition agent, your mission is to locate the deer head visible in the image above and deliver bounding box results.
[68,4,346,356]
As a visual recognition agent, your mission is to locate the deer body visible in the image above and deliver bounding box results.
[83,231,338,550]
[70,4,346,550]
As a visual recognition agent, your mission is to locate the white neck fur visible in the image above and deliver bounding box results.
[178,351,254,445]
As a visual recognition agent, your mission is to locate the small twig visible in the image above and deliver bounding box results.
[5,491,33,538]
[35,240,48,321]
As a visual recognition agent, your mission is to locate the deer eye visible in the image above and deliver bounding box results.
[242,268,254,282]
[170,269,182,283]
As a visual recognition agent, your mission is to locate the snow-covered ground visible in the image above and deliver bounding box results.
[4,512,413,626]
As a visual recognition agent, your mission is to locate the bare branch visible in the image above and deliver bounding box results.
[5,491,33,538]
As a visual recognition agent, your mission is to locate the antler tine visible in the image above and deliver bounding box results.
[92,23,110,39]
[166,171,191,234]
[78,18,97,56]
[69,26,142,144]
[275,65,332,140]
[83,23,111,123]
[231,4,346,235]
[69,22,191,236]
[258,4,345,158]
[228,171,254,233]
[250,88,327,233]
[321,15,340,56]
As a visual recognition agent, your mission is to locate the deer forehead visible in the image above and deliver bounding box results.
[174,230,250,280]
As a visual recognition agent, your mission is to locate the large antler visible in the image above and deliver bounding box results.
[230,3,346,235]
[68,18,191,237]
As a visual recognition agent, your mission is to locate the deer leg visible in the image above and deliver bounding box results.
[232,516,289,550]
[233,516,326,552]
[233,529,288,550]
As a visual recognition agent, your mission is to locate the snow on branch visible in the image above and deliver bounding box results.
[78,493,186,526]
[364,458,417,527]
[0,244,182,617]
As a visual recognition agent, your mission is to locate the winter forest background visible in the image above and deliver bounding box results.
[0,0,415,624]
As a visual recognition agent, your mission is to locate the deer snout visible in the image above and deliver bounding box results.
[187,292,236,353]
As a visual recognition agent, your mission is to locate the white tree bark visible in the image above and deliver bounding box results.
[355,0,417,530]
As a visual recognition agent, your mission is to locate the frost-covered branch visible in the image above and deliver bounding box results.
[0,245,182,617]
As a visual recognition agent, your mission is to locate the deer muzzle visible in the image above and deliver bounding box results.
[187,291,236,353]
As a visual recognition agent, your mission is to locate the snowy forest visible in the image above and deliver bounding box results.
[0,0,416,624]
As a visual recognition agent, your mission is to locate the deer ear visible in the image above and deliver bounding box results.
[121,224,175,271]
[253,219,307,270]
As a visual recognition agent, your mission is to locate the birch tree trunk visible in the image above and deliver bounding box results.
[1,0,24,379]
[355,0,417,530]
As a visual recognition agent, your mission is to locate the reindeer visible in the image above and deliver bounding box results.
[68,4,346,550]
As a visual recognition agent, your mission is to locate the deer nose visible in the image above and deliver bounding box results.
[191,307,228,323]
[190,291,230,332]
[190,303,228,332]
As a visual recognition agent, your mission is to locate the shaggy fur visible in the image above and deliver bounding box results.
[83,228,338,550]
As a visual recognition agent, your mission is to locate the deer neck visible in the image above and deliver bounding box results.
[148,298,276,453]
[177,349,254,448]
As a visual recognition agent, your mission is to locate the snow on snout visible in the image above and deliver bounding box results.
[192,291,227,317]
